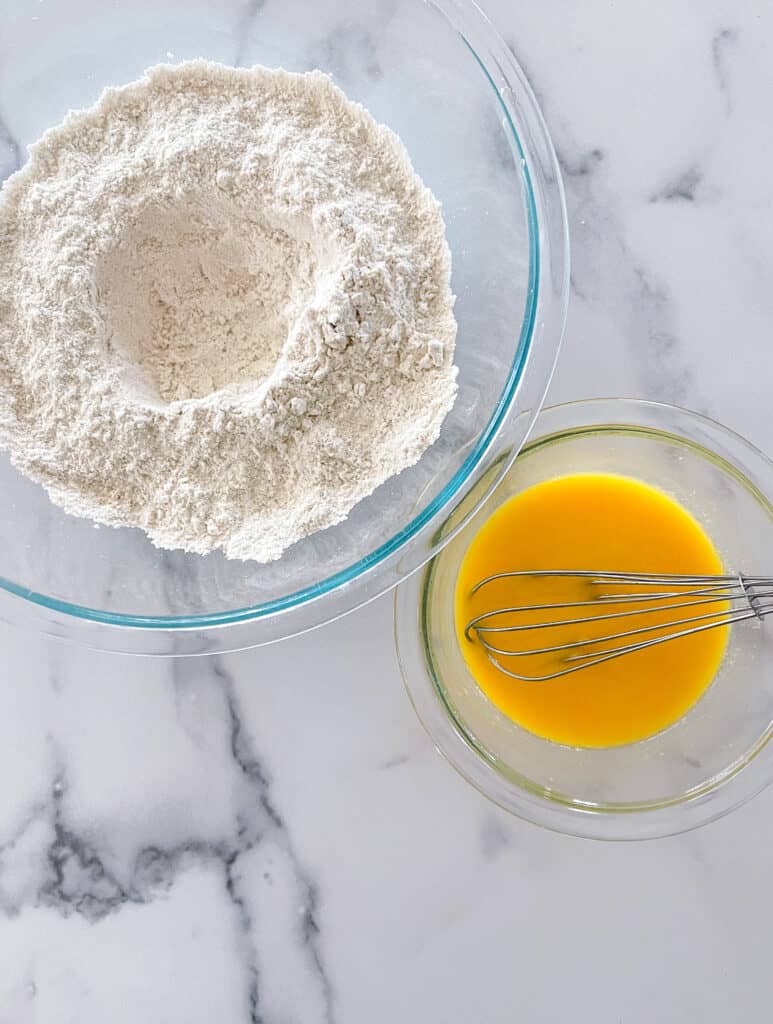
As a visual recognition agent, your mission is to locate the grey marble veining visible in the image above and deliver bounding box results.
[1,0,773,1021]
[0,112,22,179]
[0,648,337,1021]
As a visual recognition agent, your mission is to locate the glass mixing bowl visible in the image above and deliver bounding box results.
[396,399,773,839]
[0,0,568,654]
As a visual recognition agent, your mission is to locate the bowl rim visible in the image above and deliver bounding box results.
[396,396,773,840]
[0,0,570,647]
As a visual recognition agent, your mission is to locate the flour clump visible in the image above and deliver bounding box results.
[0,60,457,562]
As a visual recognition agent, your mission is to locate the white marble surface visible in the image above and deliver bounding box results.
[2,1,773,1021]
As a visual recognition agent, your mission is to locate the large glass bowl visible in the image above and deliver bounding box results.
[396,399,773,840]
[0,0,568,654]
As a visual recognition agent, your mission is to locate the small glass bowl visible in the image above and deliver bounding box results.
[395,398,773,840]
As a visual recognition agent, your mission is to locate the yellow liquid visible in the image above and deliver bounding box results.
[454,474,728,747]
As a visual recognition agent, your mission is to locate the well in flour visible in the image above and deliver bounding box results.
[0,60,458,562]
[97,199,319,403]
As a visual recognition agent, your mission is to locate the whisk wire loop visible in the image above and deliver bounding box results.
[465,571,773,682]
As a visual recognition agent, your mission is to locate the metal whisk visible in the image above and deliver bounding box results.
[465,571,773,681]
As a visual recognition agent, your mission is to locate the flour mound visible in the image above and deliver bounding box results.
[0,61,457,562]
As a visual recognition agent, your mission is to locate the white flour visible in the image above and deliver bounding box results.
[0,61,457,562]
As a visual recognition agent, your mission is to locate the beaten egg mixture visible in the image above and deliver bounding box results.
[455,474,728,747]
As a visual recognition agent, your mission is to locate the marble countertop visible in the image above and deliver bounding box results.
[2,1,773,1021]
